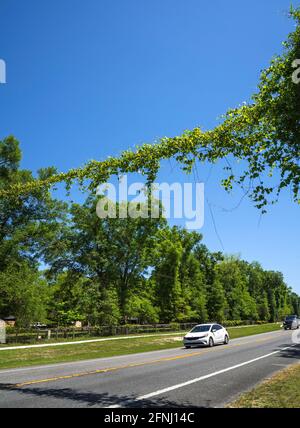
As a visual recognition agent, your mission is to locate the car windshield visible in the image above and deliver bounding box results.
[190,325,211,333]
[286,316,296,320]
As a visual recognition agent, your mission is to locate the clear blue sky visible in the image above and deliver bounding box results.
[0,0,299,293]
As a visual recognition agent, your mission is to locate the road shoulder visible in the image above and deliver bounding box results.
[228,362,300,408]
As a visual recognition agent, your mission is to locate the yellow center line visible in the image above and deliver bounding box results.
[9,333,285,388]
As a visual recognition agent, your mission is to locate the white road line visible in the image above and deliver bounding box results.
[108,345,295,408]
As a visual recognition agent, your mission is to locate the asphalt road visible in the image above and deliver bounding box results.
[0,329,299,408]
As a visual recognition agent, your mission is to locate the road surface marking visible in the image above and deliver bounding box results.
[3,334,287,388]
[109,345,296,407]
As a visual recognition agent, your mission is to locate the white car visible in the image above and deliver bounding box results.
[183,323,229,348]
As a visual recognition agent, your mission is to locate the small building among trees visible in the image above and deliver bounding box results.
[2,315,16,327]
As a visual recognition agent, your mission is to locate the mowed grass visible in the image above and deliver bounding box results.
[227,323,281,339]
[0,323,281,370]
[229,363,300,408]
[0,334,184,370]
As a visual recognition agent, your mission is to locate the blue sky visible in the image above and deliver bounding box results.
[0,0,299,293]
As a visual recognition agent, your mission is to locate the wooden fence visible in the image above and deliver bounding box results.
[2,320,267,345]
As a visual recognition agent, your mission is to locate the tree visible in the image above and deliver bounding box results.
[257,293,270,321]
[0,262,49,326]
[263,271,293,321]
[0,137,67,324]
[45,197,165,323]
[0,137,67,269]
[212,258,259,321]
[182,255,208,322]
[177,230,208,322]
[289,292,300,316]
[151,227,208,322]
[194,245,223,288]
[207,279,227,322]
[125,291,159,324]
[48,271,122,326]
[152,229,185,322]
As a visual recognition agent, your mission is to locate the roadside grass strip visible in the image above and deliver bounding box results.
[0,323,281,370]
[228,362,300,408]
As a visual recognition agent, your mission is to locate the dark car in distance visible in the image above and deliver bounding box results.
[283,315,300,330]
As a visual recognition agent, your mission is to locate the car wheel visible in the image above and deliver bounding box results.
[208,337,214,347]
[224,335,229,345]
[185,346,191,349]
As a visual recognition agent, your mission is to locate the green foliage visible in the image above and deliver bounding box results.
[257,294,271,322]
[125,294,159,324]
[0,139,299,327]
[44,197,165,324]
[222,320,268,327]
[1,10,300,326]
[0,262,49,326]
[207,279,227,323]
[213,258,259,320]
[152,227,208,323]
[0,137,67,324]
[40,198,299,326]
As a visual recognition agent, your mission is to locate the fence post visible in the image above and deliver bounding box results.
[0,320,6,344]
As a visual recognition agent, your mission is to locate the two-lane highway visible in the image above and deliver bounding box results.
[0,330,299,407]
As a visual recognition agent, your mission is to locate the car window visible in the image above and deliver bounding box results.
[190,325,211,333]
[212,324,221,331]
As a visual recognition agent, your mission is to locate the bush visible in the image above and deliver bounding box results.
[223,320,268,327]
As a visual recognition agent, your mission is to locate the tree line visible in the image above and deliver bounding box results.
[0,138,299,327]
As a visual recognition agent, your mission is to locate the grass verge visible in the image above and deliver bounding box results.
[228,363,300,408]
[0,323,281,370]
